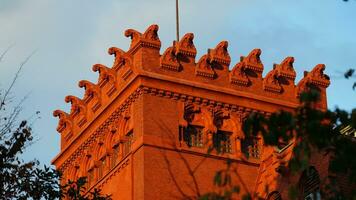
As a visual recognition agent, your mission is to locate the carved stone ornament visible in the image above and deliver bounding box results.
[195,55,215,79]
[78,80,101,102]
[208,41,231,66]
[308,64,330,88]
[65,95,87,117]
[183,103,201,126]
[160,45,180,71]
[124,24,161,51]
[242,48,264,73]
[263,69,282,93]
[175,33,197,57]
[274,57,296,80]
[230,62,249,86]
[108,47,132,70]
[296,64,330,96]
[213,108,230,129]
[92,64,117,86]
[53,110,72,132]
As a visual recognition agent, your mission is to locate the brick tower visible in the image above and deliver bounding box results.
[52,24,331,199]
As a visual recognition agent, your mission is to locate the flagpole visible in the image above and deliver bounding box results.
[176,0,180,41]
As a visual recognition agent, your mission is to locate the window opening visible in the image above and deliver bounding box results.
[213,130,232,153]
[241,137,261,158]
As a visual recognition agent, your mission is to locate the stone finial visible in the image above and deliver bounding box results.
[195,41,231,79]
[195,55,215,79]
[296,64,330,96]
[263,69,282,93]
[92,64,116,85]
[160,45,180,71]
[108,47,131,69]
[242,48,264,73]
[208,41,231,66]
[175,33,197,57]
[124,29,142,49]
[124,24,161,52]
[78,80,101,101]
[65,95,87,116]
[308,64,330,88]
[53,110,72,132]
[230,62,249,86]
[274,57,296,80]
[142,24,160,41]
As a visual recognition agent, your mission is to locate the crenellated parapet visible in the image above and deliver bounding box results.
[53,24,330,151]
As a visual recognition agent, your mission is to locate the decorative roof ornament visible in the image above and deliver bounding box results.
[274,57,296,80]
[296,64,330,96]
[160,44,180,71]
[107,47,131,70]
[308,64,330,88]
[124,24,161,52]
[53,110,72,133]
[230,62,249,86]
[78,80,101,101]
[92,64,117,85]
[263,69,282,93]
[208,41,231,66]
[175,33,197,57]
[242,48,264,73]
[195,55,215,79]
[65,95,87,117]
[195,41,231,78]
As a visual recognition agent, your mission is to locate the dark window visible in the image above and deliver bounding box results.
[98,158,106,179]
[213,131,232,153]
[241,137,261,158]
[123,131,133,156]
[111,145,120,169]
[299,167,321,200]
[182,125,204,147]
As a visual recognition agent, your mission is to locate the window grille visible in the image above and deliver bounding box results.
[299,167,321,200]
[182,125,204,147]
[213,131,232,153]
[241,137,261,158]
[266,191,282,200]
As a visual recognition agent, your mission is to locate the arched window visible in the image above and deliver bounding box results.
[85,156,95,188]
[111,144,121,169]
[298,166,321,200]
[266,191,282,200]
[97,144,106,180]
[123,130,133,157]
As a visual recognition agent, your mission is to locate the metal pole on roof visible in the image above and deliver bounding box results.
[176,0,180,41]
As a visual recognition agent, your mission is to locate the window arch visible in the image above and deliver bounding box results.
[266,191,282,200]
[298,166,321,200]
[84,154,95,188]
[96,143,107,180]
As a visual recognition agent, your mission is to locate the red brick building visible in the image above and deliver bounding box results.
[52,24,331,199]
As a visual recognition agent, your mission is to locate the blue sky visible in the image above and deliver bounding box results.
[0,0,355,165]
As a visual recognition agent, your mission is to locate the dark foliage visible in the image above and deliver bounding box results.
[243,88,356,199]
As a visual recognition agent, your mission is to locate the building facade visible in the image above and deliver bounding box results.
[52,24,331,199]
